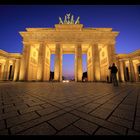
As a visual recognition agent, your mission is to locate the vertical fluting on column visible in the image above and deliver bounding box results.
[87,47,91,81]
[93,44,100,81]
[119,60,125,82]
[3,59,9,80]
[46,48,51,81]
[10,60,16,80]
[54,44,62,81]
[43,46,51,81]
[13,59,20,81]
[107,44,116,66]
[75,44,82,82]
[123,61,128,81]
[87,45,94,82]
[134,63,139,82]
[37,43,45,81]
[90,45,95,82]
[129,58,136,82]
[115,60,119,82]
[107,43,116,82]
[19,42,31,81]
[1,64,5,80]
[0,64,3,80]
[60,47,63,82]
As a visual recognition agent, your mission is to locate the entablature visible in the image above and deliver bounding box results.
[116,49,140,59]
[20,31,118,43]
[0,50,21,59]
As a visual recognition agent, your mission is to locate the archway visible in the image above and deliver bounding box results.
[62,54,75,81]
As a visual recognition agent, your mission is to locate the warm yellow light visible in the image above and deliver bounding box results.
[62,80,69,83]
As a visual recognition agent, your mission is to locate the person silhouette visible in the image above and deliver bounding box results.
[109,63,118,86]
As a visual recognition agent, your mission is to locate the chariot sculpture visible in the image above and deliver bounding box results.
[59,13,80,24]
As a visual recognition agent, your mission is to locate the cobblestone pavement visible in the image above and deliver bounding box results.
[0,82,140,135]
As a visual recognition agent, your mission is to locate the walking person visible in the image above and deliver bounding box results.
[109,63,118,86]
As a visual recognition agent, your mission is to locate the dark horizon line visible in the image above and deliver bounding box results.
[0,0,140,5]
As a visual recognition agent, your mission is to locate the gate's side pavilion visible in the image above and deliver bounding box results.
[0,15,140,82]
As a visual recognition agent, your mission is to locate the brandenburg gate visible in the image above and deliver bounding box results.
[18,13,119,82]
[1,14,140,82]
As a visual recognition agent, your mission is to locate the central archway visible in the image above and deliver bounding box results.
[62,54,75,80]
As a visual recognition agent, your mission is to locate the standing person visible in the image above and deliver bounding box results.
[108,65,112,83]
[109,63,118,86]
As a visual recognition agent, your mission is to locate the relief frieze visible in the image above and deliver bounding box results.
[21,31,116,43]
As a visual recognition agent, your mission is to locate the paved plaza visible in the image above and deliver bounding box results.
[0,82,140,135]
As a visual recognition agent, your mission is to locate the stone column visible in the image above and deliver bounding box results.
[115,60,119,81]
[54,44,63,81]
[0,64,2,80]
[134,64,139,82]
[19,42,31,81]
[13,59,20,81]
[123,61,127,81]
[47,49,51,81]
[93,44,100,81]
[90,46,94,82]
[10,60,15,80]
[37,43,46,81]
[60,49,63,82]
[75,44,83,82]
[119,60,125,82]
[3,59,9,80]
[43,46,51,81]
[107,43,116,82]
[129,58,136,82]
[1,64,5,80]
[87,47,92,81]
[108,44,116,65]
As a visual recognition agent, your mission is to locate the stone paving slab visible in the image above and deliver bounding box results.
[0,82,140,135]
[0,129,9,135]
[48,113,80,130]
[127,129,140,135]
[134,117,140,132]
[112,108,135,121]
[18,122,56,135]
[56,125,88,135]
[108,116,133,128]
[90,107,113,119]
[0,120,5,131]
[6,112,39,128]
[10,110,65,134]
[73,119,99,135]
[95,127,118,135]
[0,111,19,121]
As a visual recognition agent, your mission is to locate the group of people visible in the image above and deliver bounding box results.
[108,63,118,86]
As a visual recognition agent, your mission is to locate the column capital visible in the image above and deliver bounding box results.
[55,43,61,46]
[55,43,64,48]
[129,58,133,62]
[22,41,33,46]
[108,42,116,45]
[90,43,98,46]
[75,43,82,46]
[39,42,47,46]
[23,41,46,46]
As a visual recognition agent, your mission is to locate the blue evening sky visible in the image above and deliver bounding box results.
[0,5,140,79]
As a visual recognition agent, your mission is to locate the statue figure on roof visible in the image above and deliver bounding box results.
[70,15,74,24]
[66,13,71,24]
[75,16,80,24]
[58,13,80,24]
[59,17,63,24]
[64,15,67,24]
